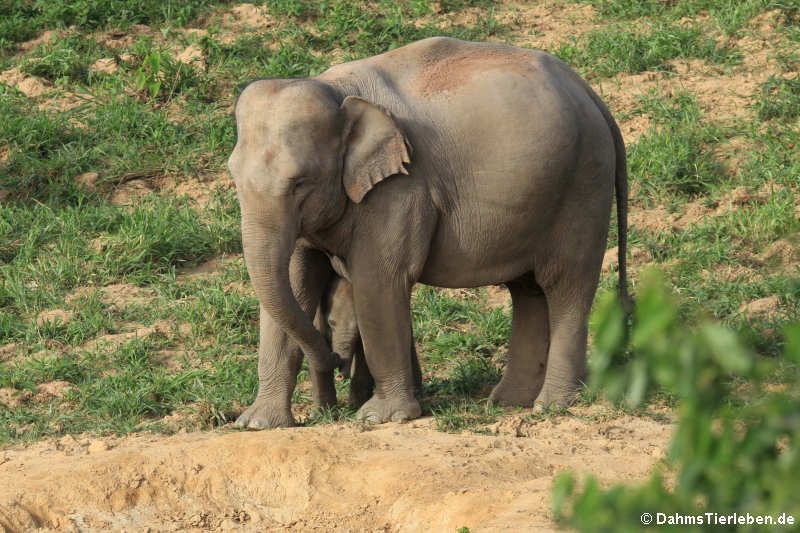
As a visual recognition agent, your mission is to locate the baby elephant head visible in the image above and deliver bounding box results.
[319,276,360,377]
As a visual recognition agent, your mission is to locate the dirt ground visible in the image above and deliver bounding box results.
[0,409,671,532]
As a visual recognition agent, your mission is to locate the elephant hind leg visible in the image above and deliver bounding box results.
[534,268,599,408]
[489,273,549,406]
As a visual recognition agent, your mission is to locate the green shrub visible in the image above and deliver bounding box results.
[554,271,800,532]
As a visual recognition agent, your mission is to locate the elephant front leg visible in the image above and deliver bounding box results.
[236,246,335,429]
[348,340,421,408]
[347,343,374,408]
[352,279,421,424]
[235,310,303,429]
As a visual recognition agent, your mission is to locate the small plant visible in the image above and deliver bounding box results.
[133,49,198,102]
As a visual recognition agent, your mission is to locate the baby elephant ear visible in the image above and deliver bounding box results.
[340,96,412,203]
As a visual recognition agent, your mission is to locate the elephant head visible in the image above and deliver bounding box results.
[320,276,360,377]
[227,79,412,372]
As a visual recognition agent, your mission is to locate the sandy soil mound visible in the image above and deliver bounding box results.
[0,415,670,532]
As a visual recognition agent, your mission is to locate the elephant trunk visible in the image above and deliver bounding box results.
[241,210,340,373]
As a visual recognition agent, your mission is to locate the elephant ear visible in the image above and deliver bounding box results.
[340,95,412,203]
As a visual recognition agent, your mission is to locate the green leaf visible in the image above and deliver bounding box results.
[783,323,800,364]
[625,357,649,409]
[551,472,575,521]
[591,290,627,373]
[700,324,753,375]
[148,81,161,99]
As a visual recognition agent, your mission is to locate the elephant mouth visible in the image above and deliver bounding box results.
[335,353,353,377]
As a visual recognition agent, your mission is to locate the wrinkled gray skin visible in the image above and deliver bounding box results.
[228,37,629,429]
[314,276,422,408]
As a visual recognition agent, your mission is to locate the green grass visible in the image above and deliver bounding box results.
[627,90,726,200]
[575,0,800,36]
[755,74,800,120]
[1,0,798,444]
[21,34,108,84]
[0,0,228,52]
[555,22,740,78]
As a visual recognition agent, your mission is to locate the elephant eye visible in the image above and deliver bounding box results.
[291,177,308,194]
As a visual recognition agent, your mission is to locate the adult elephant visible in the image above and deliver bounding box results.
[228,37,629,429]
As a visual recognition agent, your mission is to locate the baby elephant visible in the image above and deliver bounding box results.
[315,276,422,408]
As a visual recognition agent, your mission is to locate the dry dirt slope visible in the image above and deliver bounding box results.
[0,414,670,532]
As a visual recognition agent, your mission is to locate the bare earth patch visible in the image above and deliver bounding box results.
[226,3,277,29]
[17,30,58,52]
[35,309,73,327]
[79,320,174,351]
[110,178,156,205]
[760,232,800,275]
[94,24,162,51]
[67,283,156,310]
[500,2,598,52]
[602,245,652,274]
[0,415,671,532]
[35,381,75,402]
[0,62,86,113]
[174,44,206,70]
[484,285,510,309]
[739,296,782,319]
[630,185,777,234]
[0,344,18,362]
[175,254,242,280]
[702,264,761,283]
[0,381,72,409]
[0,67,50,97]
[0,388,33,409]
[214,3,279,44]
[89,57,118,74]
[103,171,233,206]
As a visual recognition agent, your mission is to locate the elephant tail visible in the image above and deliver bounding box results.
[610,110,632,317]
[584,87,632,316]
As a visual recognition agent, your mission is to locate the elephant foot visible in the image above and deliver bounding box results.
[348,388,372,410]
[356,394,421,424]
[533,383,580,410]
[488,380,540,407]
[348,375,375,410]
[235,397,295,430]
